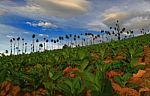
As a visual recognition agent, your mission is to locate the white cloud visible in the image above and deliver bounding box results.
[87,0,150,31]
[87,22,108,31]
[28,0,90,17]
[0,0,90,19]
[23,32,30,34]
[26,21,58,28]
[38,34,49,37]
[6,35,14,38]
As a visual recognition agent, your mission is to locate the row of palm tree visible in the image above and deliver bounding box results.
[6,20,150,55]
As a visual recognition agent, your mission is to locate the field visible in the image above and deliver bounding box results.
[0,34,150,96]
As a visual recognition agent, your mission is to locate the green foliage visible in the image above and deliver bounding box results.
[113,72,132,87]
[57,77,85,96]
[0,34,150,95]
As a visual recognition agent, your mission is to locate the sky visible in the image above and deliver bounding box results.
[0,0,150,53]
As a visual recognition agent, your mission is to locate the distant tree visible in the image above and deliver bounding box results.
[36,39,39,52]
[46,39,49,50]
[69,34,73,47]
[74,38,76,47]
[22,38,24,54]
[56,39,59,49]
[10,39,13,55]
[17,37,20,55]
[31,44,32,53]
[65,35,69,46]
[43,38,46,51]
[25,43,27,53]
[51,39,54,50]
[110,20,126,40]
[32,34,35,52]
[53,40,57,49]
[12,38,16,55]
[5,50,8,55]
[39,43,43,51]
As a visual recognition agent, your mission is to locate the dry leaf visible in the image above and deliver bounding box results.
[112,82,122,92]
[10,86,20,96]
[106,70,124,78]
[139,87,150,93]
[133,70,146,78]
[120,88,140,96]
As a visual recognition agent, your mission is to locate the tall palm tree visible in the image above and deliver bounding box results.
[54,40,56,49]
[17,37,20,55]
[56,39,59,49]
[22,38,24,54]
[36,39,39,52]
[10,39,13,55]
[65,35,69,46]
[110,20,126,40]
[25,43,27,53]
[77,35,80,46]
[12,38,16,55]
[74,38,76,47]
[32,34,35,52]
[39,43,43,51]
[130,30,134,37]
[46,39,49,50]
[69,34,73,47]
[43,38,46,51]
[31,44,32,53]
[51,39,54,50]
[59,36,62,48]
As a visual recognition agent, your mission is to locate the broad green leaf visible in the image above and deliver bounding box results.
[80,59,89,71]
[113,76,122,86]
[52,72,62,80]
[49,71,53,78]
[122,72,131,81]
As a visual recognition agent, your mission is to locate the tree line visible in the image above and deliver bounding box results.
[5,20,149,55]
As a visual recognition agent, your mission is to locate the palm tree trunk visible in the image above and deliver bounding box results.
[14,42,16,55]
[22,40,24,54]
[17,41,19,55]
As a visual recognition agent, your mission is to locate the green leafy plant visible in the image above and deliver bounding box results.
[57,77,85,96]
[113,72,132,87]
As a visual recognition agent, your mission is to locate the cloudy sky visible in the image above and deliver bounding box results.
[0,0,150,53]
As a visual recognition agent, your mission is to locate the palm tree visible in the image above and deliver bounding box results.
[51,39,54,50]
[36,39,39,52]
[10,39,13,55]
[17,37,20,55]
[46,39,49,50]
[22,38,24,54]
[69,34,73,47]
[77,35,80,46]
[5,50,8,55]
[59,36,62,48]
[32,34,35,52]
[56,39,59,49]
[65,35,69,46]
[43,38,46,51]
[31,44,32,53]
[54,40,56,49]
[39,43,43,51]
[110,20,126,40]
[74,38,76,47]
[130,30,134,37]
[25,43,27,53]
[12,38,16,55]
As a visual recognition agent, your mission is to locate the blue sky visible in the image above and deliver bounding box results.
[0,0,150,53]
